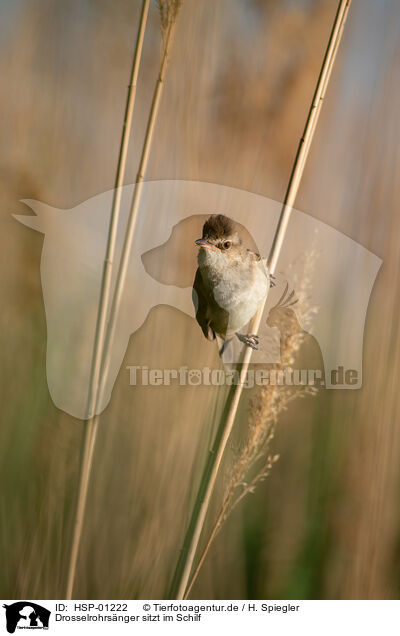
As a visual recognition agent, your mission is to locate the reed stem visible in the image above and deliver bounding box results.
[95,17,178,403]
[168,0,352,600]
[65,0,150,599]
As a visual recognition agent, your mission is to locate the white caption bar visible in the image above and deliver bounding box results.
[1,600,399,635]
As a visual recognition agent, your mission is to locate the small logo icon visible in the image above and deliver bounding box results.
[2,602,50,633]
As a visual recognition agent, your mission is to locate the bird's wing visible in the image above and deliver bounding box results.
[248,249,270,273]
[247,251,272,280]
[192,268,215,340]
[247,248,262,261]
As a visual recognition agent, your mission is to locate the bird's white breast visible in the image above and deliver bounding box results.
[198,249,269,334]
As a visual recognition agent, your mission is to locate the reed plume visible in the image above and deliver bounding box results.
[158,0,183,41]
[185,253,320,598]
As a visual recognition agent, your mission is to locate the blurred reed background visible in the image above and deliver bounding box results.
[1,0,399,599]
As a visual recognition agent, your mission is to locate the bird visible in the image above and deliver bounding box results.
[192,213,273,354]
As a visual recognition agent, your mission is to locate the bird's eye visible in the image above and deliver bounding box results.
[223,240,232,250]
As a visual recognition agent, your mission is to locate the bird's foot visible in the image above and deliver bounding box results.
[236,333,259,350]
[269,273,276,288]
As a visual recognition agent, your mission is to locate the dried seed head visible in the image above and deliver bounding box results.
[219,248,320,529]
[158,0,183,41]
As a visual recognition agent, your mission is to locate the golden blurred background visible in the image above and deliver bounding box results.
[1,0,399,599]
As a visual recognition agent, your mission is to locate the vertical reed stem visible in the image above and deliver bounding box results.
[95,18,178,401]
[65,0,150,599]
[66,3,182,599]
[169,0,352,600]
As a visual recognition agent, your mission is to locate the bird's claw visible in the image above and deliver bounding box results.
[236,333,259,350]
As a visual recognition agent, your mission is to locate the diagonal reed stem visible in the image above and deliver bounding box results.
[168,0,352,600]
[94,17,178,408]
[66,3,182,599]
[65,0,150,599]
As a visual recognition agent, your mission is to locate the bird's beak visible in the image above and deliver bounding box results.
[195,238,218,250]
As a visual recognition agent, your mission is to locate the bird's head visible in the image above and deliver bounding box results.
[195,214,244,266]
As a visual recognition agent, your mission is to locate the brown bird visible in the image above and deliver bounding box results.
[192,214,272,354]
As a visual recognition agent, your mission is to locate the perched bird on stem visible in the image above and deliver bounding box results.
[193,214,273,354]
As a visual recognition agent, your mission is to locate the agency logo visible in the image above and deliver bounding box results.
[13,180,381,418]
[2,602,50,633]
